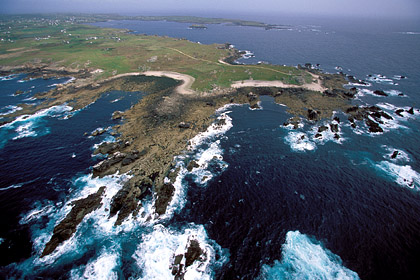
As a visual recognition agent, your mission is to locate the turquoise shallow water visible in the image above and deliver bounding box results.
[1,17,420,279]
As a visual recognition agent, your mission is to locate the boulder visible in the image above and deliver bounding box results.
[407,107,414,115]
[318,126,328,133]
[330,123,339,133]
[187,160,199,172]
[391,151,399,159]
[365,119,383,133]
[307,109,320,121]
[112,111,124,120]
[178,122,190,129]
[373,90,388,97]
[395,109,405,117]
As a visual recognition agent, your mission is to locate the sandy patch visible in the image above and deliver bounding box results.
[231,74,326,92]
[141,71,196,95]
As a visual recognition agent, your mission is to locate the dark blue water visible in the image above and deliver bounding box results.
[0,77,145,267]
[1,16,420,279]
[92,18,420,279]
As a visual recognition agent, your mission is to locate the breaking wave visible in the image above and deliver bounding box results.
[259,231,360,280]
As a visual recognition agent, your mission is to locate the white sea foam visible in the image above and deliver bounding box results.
[347,82,372,87]
[381,145,411,163]
[366,74,396,85]
[133,224,228,280]
[385,89,403,96]
[0,105,22,116]
[0,74,18,81]
[21,173,131,266]
[0,237,4,245]
[159,112,232,220]
[0,183,24,191]
[376,161,420,189]
[284,132,316,152]
[259,231,360,280]
[310,122,344,145]
[70,249,120,280]
[1,105,72,140]
[188,112,233,149]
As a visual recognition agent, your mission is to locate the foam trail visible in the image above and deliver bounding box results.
[1,105,73,143]
[0,105,22,116]
[259,231,360,280]
[0,183,24,191]
[376,161,420,189]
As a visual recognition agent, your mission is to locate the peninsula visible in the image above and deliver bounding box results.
[0,14,392,258]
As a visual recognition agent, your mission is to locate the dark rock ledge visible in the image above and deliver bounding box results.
[41,187,106,257]
[170,239,206,280]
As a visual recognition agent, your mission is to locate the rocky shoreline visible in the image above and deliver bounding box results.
[2,58,417,261]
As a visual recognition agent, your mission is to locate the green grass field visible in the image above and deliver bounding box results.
[0,15,310,92]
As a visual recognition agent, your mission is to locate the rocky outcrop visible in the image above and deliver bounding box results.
[170,239,205,280]
[391,150,399,159]
[178,122,191,129]
[187,160,199,172]
[93,152,127,174]
[330,123,339,133]
[112,110,124,120]
[365,119,383,133]
[307,109,320,121]
[109,177,152,225]
[283,117,302,129]
[318,125,328,133]
[407,107,414,115]
[41,187,106,257]
[91,128,106,137]
[373,90,388,97]
[154,183,175,216]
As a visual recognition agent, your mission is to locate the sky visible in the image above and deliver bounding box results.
[1,0,420,20]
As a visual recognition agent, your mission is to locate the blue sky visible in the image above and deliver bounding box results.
[1,0,420,20]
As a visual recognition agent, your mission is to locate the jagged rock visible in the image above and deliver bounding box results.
[307,109,320,121]
[373,90,388,96]
[91,128,106,137]
[205,101,215,107]
[250,103,261,110]
[187,160,199,172]
[185,240,203,267]
[407,107,414,115]
[94,142,119,155]
[283,117,301,129]
[93,152,126,174]
[333,116,340,123]
[334,133,340,140]
[155,183,175,216]
[315,133,322,138]
[395,109,405,117]
[318,126,328,133]
[121,150,141,166]
[15,90,24,95]
[365,119,383,133]
[112,110,124,120]
[178,122,190,129]
[109,177,152,225]
[170,239,205,280]
[391,151,399,159]
[41,187,106,257]
[330,123,339,133]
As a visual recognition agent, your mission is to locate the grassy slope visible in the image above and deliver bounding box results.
[0,16,310,91]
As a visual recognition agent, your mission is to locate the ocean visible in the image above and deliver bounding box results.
[1,15,420,279]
